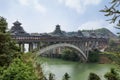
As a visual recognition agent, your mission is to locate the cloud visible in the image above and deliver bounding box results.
[59,0,82,13]
[34,0,47,13]
[58,0,102,14]
[18,0,47,13]
[18,0,29,6]
[83,0,101,6]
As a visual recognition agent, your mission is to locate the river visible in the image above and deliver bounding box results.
[37,57,115,80]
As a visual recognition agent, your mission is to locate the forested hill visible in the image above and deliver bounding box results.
[65,28,118,40]
[96,28,117,38]
[82,28,118,39]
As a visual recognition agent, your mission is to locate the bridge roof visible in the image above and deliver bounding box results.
[9,21,110,39]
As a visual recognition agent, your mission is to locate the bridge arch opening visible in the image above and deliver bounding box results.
[36,43,87,61]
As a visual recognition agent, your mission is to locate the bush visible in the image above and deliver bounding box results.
[1,58,38,80]
[88,72,101,80]
[61,49,80,61]
[88,49,100,63]
[104,68,120,80]
[62,73,70,80]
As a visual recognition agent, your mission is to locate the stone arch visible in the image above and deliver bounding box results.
[36,43,87,61]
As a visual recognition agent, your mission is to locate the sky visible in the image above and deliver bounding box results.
[0,0,119,34]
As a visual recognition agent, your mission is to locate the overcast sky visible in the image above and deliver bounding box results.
[0,0,119,34]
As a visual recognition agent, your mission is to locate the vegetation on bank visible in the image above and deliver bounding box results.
[61,48,101,63]
[87,44,120,80]
[61,48,80,61]
[106,39,120,54]
[88,72,101,80]
[88,41,120,79]
[88,49,100,63]
[88,68,120,80]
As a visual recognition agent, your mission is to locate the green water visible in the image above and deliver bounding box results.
[37,57,116,80]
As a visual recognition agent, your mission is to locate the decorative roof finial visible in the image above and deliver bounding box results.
[13,20,22,26]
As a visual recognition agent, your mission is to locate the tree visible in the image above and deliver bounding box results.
[61,48,80,61]
[0,16,20,67]
[88,49,100,63]
[88,72,101,80]
[62,73,70,80]
[104,68,120,80]
[0,17,7,33]
[100,0,120,29]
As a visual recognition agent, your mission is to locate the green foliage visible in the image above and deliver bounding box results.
[100,0,120,28]
[0,58,38,80]
[0,17,7,33]
[109,39,116,47]
[21,53,45,80]
[88,72,101,80]
[61,48,80,61]
[0,16,20,67]
[106,39,120,54]
[101,52,120,65]
[88,49,100,63]
[62,73,70,80]
[96,28,110,34]
[104,68,120,80]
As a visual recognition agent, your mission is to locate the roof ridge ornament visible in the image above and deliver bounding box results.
[13,20,22,26]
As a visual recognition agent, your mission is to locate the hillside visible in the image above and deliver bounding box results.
[80,28,118,39]
[95,28,118,39]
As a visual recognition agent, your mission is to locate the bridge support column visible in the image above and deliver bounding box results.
[19,43,24,52]
[37,42,40,49]
[33,43,38,49]
[53,48,56,54]
[29,43,33,52]
[80,42,84,52]
[58,47,61,54]
[22,43,25,52]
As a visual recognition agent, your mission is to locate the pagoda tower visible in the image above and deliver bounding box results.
[10,21,29,35]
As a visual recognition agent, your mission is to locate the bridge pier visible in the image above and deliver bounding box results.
[58,47,61,54]
[29,43,33,52]
[37,42,40,50]
[53,48,56,54]
[19,43,25,52]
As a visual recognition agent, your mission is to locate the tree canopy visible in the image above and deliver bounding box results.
[88,73,101,80]
[0,16,20,67]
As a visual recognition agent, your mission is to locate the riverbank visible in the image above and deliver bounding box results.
[99,52,120,64]
[99,54,112,64]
